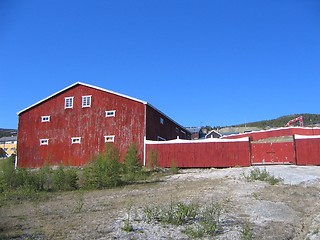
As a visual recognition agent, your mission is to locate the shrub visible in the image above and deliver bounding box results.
[0,157,15,191]
[123,143,143,181]
[52,165,78,191]
[83,143,122,189]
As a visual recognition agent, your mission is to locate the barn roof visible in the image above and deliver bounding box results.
[17,82,190,133]
[17,82,147,115]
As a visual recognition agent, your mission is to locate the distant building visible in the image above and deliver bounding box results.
[0,136,17,157]
[205,130,222,139]
[17,82,191,168]
[186,127,202,139]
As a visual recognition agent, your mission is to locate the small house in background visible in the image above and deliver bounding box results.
[205,130,222,139]
[17,82,191,168]
[0,136,17,157]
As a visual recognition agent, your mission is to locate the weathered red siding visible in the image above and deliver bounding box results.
[18,85,145,168]
[295,136,320,165]
[251,142,295,164]
[146,139,250,168]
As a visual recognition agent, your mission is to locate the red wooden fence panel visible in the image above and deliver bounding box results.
[295,135,320,165]
[145,138,251,168]
[251,142,295,165]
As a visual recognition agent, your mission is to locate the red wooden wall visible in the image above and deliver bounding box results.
[17,83,192,168]
[17,84,146,168]
[251,142,295,164]
[145,138,251,168]
[295,136,320,165]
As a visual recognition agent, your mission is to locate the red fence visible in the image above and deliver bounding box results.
[223,127,320,141]
[145,138,251,168]
[295,135,320,165]
[145,133,320,168]
[251,142,295,165]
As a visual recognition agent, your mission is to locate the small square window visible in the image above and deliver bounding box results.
[40,139,49,145]
[160,117,164,125]
[71,137,81,144]
[104,135,115,143]
[105,110,116,117]
[65,97,74,109]
[41,116,50,122]
[82,95,91,108]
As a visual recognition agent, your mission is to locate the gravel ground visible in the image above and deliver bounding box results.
[1,165,320,239]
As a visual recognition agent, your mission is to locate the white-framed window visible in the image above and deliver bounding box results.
[105,110,116,117]
[65,97,74,109]
[104,135,115,143]
[157,136,166,141]
[40,139,49,145]
[71,137,81,144]
[160,117,164,125]
[82,95,92,108]
[41,116,50,122]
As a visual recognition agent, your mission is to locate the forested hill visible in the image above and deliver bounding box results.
[235,114,320,129]
[0,129,17,138]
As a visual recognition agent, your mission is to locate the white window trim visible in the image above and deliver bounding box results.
[82,95,92,108]
[41,116,50,122]
[160,117,164,125]
[65,97,74,109]
[105,110,116,117]
[104,135,115,143]
[71,137,81,144]
[40,139,49,145]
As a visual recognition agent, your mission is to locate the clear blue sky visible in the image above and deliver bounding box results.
[1,0,319,129]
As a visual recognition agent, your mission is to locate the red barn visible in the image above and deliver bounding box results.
[17,82,191,168]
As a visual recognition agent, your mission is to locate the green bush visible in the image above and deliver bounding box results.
[0,157,15,191]
[52,165,78,191]
[123,143,143,181]
[83,143,122,189]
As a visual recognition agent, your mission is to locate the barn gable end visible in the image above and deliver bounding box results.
[17,82,191,168]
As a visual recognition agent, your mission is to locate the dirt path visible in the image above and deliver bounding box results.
[1,166,320,239]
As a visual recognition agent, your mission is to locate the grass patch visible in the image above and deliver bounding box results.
[241,223,253,240]
[243,168,283,185]
[144,199,223,238]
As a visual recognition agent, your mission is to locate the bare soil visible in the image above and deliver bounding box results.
[1,165,320,239]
